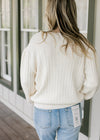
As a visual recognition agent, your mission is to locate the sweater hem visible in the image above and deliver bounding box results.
[33,99,84,109]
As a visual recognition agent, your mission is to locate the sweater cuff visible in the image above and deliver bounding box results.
[83,87,98,100]
[26,96,34,104]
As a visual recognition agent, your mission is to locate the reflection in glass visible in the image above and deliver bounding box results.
[5,61,8,74]
[22,0,38,29]
[5,46,8,60]
[1,0,10,28]
[21,0,39,52]
[75,0,89,34]
[4,31,8,44]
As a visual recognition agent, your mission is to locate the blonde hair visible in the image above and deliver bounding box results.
[40,0,96,58]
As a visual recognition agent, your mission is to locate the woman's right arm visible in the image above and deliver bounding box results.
[80,48,100,100]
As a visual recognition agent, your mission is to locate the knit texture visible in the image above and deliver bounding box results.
[20,31,100,109]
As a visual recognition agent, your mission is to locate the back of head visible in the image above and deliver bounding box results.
[41,0,96,58]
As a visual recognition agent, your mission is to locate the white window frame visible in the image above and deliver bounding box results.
[0,0,11,82]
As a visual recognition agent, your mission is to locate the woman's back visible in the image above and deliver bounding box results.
[20,31,99,109]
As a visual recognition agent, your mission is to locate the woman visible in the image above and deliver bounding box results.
[20,0,100,140]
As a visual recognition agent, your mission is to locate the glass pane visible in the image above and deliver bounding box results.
[29,32,34,39]
[29,0,38,29]
[42,0,48,30]
[23,0,29,28]
[4,31,8,44]
[1,0,10,28]
[5,46,8,60]
[21,31,35,53]
[22,0,38,29]
[5,61,8,74]
[75,0,89,36]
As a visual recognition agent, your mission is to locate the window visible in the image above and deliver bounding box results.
[0,0,13,90]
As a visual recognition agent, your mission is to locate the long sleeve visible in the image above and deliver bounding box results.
[80,48,100,100]
[20,43,37,104]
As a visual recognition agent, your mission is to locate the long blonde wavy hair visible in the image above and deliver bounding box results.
[40,0,96,58]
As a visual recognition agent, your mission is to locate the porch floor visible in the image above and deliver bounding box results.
[0,101,39,140]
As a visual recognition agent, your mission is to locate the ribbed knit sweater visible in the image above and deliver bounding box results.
[20,31,100,109]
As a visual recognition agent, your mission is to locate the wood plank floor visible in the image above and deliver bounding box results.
[0,101,39,140]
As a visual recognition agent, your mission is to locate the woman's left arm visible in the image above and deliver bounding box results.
[20,42,37,104]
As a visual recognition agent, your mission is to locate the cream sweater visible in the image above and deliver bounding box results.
[20,31,100,109]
